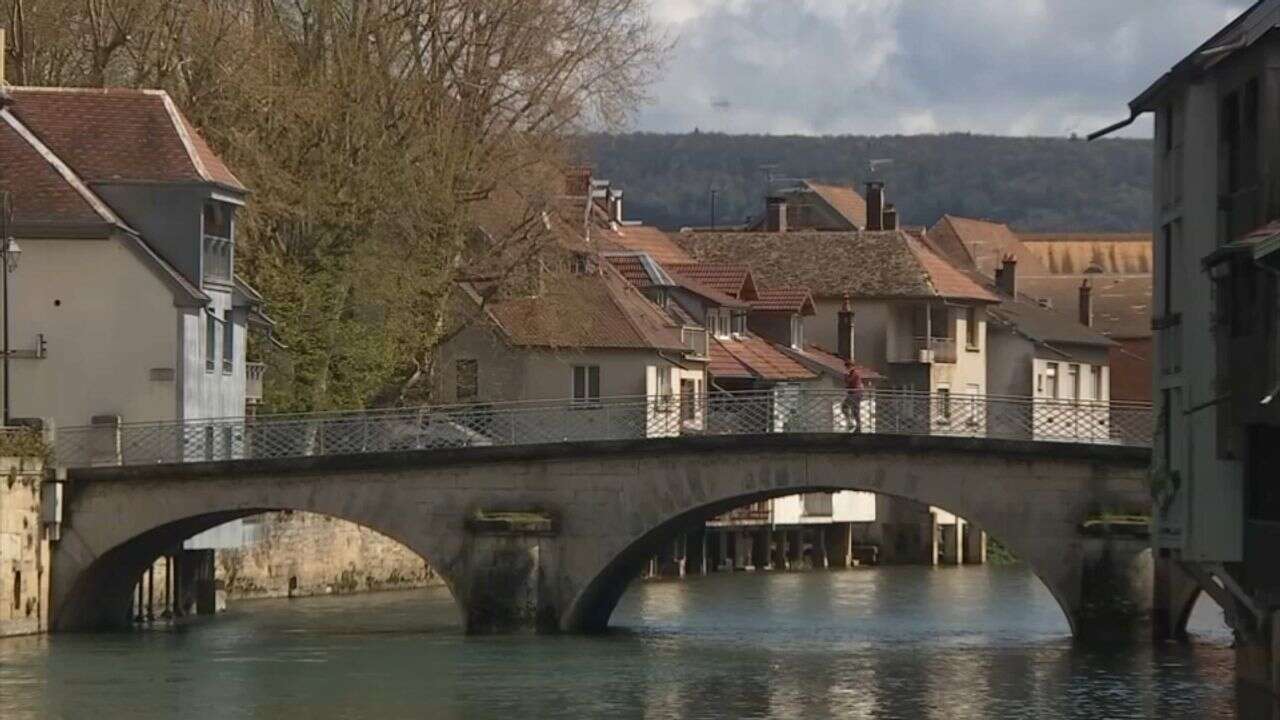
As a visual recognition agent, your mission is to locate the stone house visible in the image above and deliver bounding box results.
[929,215,1152,402]
[0,87,271,438]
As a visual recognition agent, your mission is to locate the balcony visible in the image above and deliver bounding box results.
[202,235,233,285]
[682,326,709,359]
[888,335,957,364]
[246,362,266,404]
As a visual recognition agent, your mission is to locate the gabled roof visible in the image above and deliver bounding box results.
[677,230,997,302]
[667,267,750,309]
[4,87,245,192]
[665,262,760,301]
[0,103,207,305]
[602,252,676,289]
[928,215,1047,276]
[802,181,867,229]
[751,288,816,315]
[784,344,883,382]
[607,225,694,265]
[479,266,688,352]
[709,335,816,382]
[1018,275,1152,340]
[987,292,1117,350]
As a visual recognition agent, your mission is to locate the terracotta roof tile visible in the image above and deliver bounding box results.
[803,181,867,228]
[6,87,244,191]
[0,114,108,229]
[710,336,816,382]
[928,215,1047,276]
[608,226,693,264]
[665,262,758,300]
[751,288,816,314]
[677,230,998,302]
[791,344,883,380]
[483,267,687,351]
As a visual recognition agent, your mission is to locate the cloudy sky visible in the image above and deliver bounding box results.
[637,0,1251,137]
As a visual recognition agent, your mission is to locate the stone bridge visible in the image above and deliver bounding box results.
[51,433,1152,637]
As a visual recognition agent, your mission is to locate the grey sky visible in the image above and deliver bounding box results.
[638,0,1250,137]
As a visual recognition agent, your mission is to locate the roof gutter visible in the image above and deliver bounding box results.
[1087,113,1140,141]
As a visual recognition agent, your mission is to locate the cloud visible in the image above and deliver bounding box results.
[636,0,1250,137]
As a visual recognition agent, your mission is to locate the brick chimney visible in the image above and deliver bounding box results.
[995,255,1017,296]
[865,181,885,231]
[564,166,592,196]
[882,204,899,231]
[1078,279,1094,327]
[765,197,788,232]
[837,292,855,361]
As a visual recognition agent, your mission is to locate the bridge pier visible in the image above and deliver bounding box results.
[1073,536,1153,641]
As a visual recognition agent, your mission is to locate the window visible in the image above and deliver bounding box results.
[203,202,233,240]
[1044,363,1059,399]
[202,202,235,285]
[680,379,698,422]
[205,313,217,372]
[1067,364,1080,401]
[573,365,600,405]
[222,312,234,374]
[1161,223,1174,316]
[1090,366,1103,402]
[12,571,19,610]
[656,368,672,400]
[707,309,729,338]
[790,314,804,349]
[962,307,975,347]
[731,312,746,337]
[937,387,952,422]
[456,359,478,402]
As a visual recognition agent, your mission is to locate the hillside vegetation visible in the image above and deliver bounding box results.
[585,132,1152,232]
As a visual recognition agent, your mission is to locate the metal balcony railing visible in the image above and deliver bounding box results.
[49,389,1153,469]
[889,336,957,364]
[246,362,266,402]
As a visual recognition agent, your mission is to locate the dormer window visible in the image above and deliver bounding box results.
[202,202,235,285]
[791,314,805,349]
[707,309,731,339]
[731,311,746,337]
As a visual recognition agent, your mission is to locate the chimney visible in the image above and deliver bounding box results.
[996,254,1017,296]
[611,190,624,223]
[882,203,899,231]
[837,292,856,361]
[564,166,592,196]
[765,196,788,232]
[1078,279,1094,327]
[865,181,885,231]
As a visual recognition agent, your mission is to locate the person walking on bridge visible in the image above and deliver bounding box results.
[842,361,864,433]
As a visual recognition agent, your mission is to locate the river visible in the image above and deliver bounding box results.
[0,565,1237,719]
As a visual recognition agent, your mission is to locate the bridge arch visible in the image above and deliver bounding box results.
[50,475,466,631]
[51,434,1151,636]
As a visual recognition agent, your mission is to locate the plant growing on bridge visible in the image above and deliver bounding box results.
[0,427,49,465]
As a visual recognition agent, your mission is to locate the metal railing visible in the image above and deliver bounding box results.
[49,389,1153,469]
[889,336,957,364]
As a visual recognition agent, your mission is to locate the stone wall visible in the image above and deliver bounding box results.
[214,512,443,600]
[0,457,49,636]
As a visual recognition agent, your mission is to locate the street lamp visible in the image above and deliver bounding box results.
[2,235,19,427]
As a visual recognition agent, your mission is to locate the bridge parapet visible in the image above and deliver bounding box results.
[49,389,1152,470]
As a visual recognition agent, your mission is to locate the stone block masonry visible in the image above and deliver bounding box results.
[215,512,443,600]
[0,457,49,637]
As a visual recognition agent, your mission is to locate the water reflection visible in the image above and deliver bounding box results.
[0,565,1240,719]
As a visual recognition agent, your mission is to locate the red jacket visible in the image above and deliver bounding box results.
[844,367,863,392]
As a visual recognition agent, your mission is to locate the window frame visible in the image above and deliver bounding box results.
[455,359,479,402]
[205,312,218,373]
[572,365,601,405]
[221,311,234,375]
[964,306,979,350]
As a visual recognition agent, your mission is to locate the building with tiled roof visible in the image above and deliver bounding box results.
[675,227,995,396]
[924,217,1152,402]
[0,85,271,434]
[745,180,868,231]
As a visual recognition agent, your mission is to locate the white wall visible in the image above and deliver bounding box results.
[181,288,248,421]
[769,491,876,524]
[5,236,180,427]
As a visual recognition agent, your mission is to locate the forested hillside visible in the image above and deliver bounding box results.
[584,133,1152,232]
